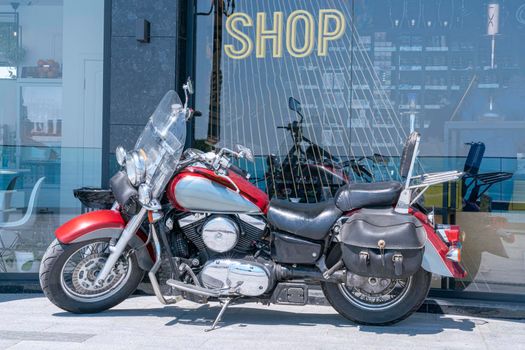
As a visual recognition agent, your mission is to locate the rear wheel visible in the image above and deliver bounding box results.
[321,248,431,325]
[39,238,144,313]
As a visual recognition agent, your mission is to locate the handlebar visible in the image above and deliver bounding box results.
[229,164,249,178]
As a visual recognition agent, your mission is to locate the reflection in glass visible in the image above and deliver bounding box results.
[194,0,525,295]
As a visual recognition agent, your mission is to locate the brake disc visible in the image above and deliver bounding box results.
[71,253,127,296]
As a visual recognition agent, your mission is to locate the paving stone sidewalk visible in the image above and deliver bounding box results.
[1,294,524,349]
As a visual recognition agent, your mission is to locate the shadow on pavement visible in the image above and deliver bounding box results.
[0,293,44,303]
[53,303,481,335]
[359,315,478,336]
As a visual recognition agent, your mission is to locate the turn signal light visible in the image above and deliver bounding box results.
[445,228,460,244]
[446,246,461,263]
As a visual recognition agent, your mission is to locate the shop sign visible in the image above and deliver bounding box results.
[224,9,346,59]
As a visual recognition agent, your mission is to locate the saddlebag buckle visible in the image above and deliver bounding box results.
[392,253,404,276]
[359,251,370,268]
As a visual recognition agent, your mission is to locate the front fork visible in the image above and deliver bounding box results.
[94,207,147,286]
[94,204,181,304]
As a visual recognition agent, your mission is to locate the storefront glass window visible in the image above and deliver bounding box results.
[194,0,525,295]
[0,0,105,274]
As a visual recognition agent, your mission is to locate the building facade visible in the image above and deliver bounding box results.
[1,0,525,299]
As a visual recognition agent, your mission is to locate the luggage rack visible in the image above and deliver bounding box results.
[408,170,464,205]
[395,132,464,213]
[462,171,513,203]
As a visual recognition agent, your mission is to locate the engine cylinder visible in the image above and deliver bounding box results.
[201,216,239,253]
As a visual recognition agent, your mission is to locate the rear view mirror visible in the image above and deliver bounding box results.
[288,97,302,113]
[184,77,194,95]
[235,144,254,162]
[183,77,193,109]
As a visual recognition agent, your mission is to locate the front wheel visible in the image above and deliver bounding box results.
[321,267,431,325]
[39,238,145,313]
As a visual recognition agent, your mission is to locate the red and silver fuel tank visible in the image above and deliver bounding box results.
[167,166,269,214]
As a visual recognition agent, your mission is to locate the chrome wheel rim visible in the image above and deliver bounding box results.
[60,241,132,302]
[338,275,413,311]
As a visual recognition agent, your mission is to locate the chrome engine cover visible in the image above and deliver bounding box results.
[200,259,270,296]
[202,216,239,253]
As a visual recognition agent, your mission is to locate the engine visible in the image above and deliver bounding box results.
[175,213,272,297]
[178,213,266,255]
[200,259,273,296]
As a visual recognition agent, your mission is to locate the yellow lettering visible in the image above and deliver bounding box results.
[286,10,315,58]
[317,9,345,57]
[256,12,283,58]
[224,13,253,59]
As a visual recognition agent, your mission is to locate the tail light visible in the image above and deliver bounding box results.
[444,227,460,244]
[436,224,463,263]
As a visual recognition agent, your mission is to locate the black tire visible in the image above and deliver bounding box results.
[39,238,145,314]
[322,268,431,325]
[320,247,431,325]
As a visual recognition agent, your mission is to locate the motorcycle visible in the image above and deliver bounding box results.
[39,79,466,330]
[266,97,393,202]
[265,97,349,202]
[454,142,513,290]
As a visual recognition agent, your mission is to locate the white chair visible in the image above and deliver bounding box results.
[0,177,45,272]
[0,177,45,228]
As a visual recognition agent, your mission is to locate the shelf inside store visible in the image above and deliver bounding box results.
[374,46,396,52]
[31,135,61,144]
[16,77,62,84]
[398,85,422,90]
[351,84,371,90]
[424,85,448,90]
[425,66,448,71]
[399,104,422,110]
[399,65,423,71]
[424,105,444,110]
[478,83,500,89]
[399,46,423,52]
[425,46,449,52]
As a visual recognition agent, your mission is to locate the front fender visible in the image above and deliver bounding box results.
[55,210,154,271]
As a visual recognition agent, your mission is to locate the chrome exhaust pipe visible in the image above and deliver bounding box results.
[166,279,221,298]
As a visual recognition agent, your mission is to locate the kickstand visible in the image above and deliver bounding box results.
[205,298,234,332]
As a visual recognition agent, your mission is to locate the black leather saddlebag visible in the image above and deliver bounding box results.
[340,208,426,279]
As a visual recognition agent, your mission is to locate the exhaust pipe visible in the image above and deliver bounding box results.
[276,265,345,283]
[166,279,221,298]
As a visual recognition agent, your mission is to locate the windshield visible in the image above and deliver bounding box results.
[134,90,186,196]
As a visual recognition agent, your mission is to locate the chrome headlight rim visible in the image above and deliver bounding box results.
[125,151,146,186]
[115,146,127,166]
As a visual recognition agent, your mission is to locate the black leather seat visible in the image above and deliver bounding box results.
[267,181,403,241]
[334,181,402,212]
[267,199,342,240]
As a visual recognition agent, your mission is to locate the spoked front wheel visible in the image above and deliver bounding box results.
[321,268,431,325]
[39,238,144,313]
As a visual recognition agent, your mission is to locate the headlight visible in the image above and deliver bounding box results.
[115,146,126,166]
[125,151,146,186]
